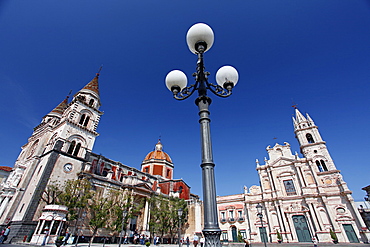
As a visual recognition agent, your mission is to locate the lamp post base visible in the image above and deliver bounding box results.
[203,229,221,247]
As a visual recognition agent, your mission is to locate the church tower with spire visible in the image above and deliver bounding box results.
[0,73,103,241]
[293,108,336,172]
[217,108,369,244]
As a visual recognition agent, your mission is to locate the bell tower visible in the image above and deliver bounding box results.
[293,108,336,172]
[59,72,103,157]
[0,73,103,242]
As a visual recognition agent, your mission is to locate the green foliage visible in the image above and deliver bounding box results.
[148,195,188,242]
[276,230,282,240]
[237,230,243,242]
[145,241,151,246]
[57,178,93,221]
[87,191,112,244]
[330,229,338,240]
[108,189,145,236]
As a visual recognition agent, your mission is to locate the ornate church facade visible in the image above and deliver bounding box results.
[0,73,201,243]
[217,109,369,244]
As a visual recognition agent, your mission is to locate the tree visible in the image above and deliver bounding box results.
[106,189,144,241]
[149,195,188,242]
[41,180,63,205]
[58,178,93,221]
[330,228,338,243]
[237,230,243,242]
[276,230,282,242]
[167,197,188,243]
[87,190,111,245]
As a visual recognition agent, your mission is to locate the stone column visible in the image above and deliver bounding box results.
[142,199,149,233]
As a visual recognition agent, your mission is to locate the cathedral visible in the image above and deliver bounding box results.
[2,72,368,245]
[0,73,202,243]
[217,109,370,244]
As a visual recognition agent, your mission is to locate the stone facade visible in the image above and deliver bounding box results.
[0,167,11,185]
[359,186,370,231]
[217,109,370,244]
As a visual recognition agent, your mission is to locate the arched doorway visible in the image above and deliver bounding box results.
[231,226,238,242]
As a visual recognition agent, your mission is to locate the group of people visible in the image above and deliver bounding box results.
[182,233,205,247]
[132,234,150,245]
[0,226,10,244]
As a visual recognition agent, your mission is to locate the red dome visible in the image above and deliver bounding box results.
[143,141,172,163]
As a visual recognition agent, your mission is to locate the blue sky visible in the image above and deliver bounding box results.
[1,0,370,201]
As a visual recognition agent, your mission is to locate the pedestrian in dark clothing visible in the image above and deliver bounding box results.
[63,232,70,245]
[0,226,10,244]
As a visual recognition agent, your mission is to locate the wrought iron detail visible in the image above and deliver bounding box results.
[171,49,233,101]
[203,230,222,247]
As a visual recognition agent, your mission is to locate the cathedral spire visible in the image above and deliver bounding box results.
[294,108,307,123]
[79,73,100,98]
[72,71,102,109]
[46,96,69,118]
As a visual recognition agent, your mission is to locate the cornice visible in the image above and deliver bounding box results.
[66,119,99,136]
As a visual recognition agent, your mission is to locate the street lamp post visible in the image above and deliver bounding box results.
[256,204,267,247]
[178,208,183,247]
[165,23,239,247]
[119,210,128,247]
[74,211,87,247]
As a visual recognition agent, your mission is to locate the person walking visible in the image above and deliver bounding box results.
[193,234,198,247]
[0,226,10,244]
[186,236,190,247]
[312,237,318,247]
[154,236,159,245]
[63,231,70,245]
[199,236,205,247]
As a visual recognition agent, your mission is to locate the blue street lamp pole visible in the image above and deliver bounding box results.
[256,204,267,247]
[118,210,127,247]
[166,23,239,247]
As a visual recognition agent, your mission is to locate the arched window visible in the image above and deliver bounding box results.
[83,116,90,127]
[316,160,323,172]
[89,99,94,107]
[320,160,328,171]
[67,141,76,154]
[68,141,81,157]
[79,114,86,125]
[306,133,315,143]
[73,143,81,156]
[79,114,90,127]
